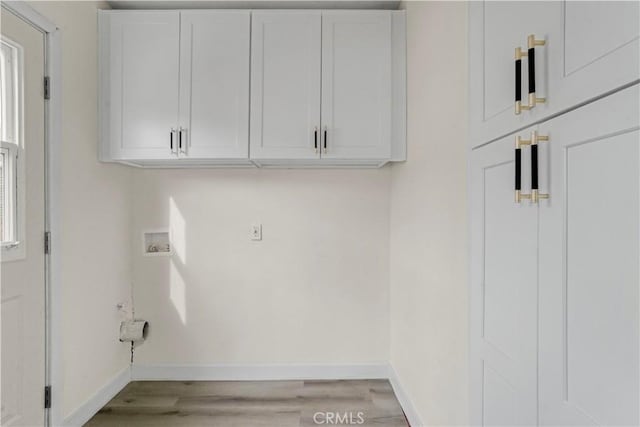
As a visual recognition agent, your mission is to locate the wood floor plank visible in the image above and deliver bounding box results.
[84,380,408,427]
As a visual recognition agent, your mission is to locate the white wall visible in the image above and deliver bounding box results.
[20,1,468,423]
[390,2,469,425]
[131,168,390,366]
[28,1,133,420]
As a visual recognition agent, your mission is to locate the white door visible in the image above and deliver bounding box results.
[538,85,639,426]
[105,11,180,160]
[470,128,538,426]
[320,11,391,160]
[179,11,250,160]
[546,2,639,118]
[1,9,46,427]
[469,1,559,147]
[249,11,321,160]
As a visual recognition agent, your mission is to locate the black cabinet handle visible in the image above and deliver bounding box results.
[323,127,327,154]
[526,35,546,109]
[530,131,549,203]
[515,135,531,203]
[515,47,525,114]
[170,128,177,154]
[515,145,522,201]
[314,127,318,153]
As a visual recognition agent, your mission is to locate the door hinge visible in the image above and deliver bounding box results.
[44,385,51,409]
[44,231,51,254]
[44,76,50,100]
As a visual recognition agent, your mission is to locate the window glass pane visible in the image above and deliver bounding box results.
[0,149,6,243]
[0,40,18,144]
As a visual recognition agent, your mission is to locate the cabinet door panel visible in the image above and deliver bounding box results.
[321,12,391,160]
[539,85,639,426]
[546,1,640,116]
[179,11,250,159]
[470,129,538,426]
[470,1,639,148]
[108,12,180,160]
[469,1,559,147]
[250,12,321,160]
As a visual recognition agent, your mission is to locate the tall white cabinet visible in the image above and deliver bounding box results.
[469,1,640,425]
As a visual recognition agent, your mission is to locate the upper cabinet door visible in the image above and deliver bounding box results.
[320,12,391,160]
[546,1,639,115]
[250,12,321,160]
[179,11,250,159]
[469,1,559,148]
[469,1,639,148]
[103,12,180,160]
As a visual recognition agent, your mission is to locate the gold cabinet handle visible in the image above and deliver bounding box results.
[515,35,546,114]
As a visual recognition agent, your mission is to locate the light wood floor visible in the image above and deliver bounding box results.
[85,380,409,427]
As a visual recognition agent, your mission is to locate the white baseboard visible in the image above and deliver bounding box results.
[388,365,424,427]
[62,366,131,427]
[131,363,390,381]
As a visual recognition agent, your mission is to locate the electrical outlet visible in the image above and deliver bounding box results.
[251,224,262,241]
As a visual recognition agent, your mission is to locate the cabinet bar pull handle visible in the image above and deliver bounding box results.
[514,47,526,114]
[314,127,318,153]
[178,127,187,155]
[515,135,531,202]
[170,128,177,154]
[323,127,327,154]
[526,35,546,109]
[530,131,549,203]
[515,145,522,201]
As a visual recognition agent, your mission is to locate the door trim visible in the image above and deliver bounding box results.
[0,3,60,426]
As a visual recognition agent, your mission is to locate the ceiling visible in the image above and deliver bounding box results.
[107,0,401,10]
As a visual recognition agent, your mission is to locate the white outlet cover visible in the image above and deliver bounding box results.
[251,224,262,241]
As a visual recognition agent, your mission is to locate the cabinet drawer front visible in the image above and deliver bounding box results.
[179,11,250,160]
[106,12,180,160]
[250,11,321,160]
[321,11,392,160]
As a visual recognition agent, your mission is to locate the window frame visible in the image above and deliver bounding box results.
[1,36,25,262]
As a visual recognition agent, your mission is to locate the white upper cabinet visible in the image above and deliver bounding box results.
[249,12,322,161]
[100,10,251,165]
[179,11,250,160]
[320,12,391,160]
[101,11,180,160]
[469,1,639,148]
[250,10,405,165]
[100,9,406,167]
